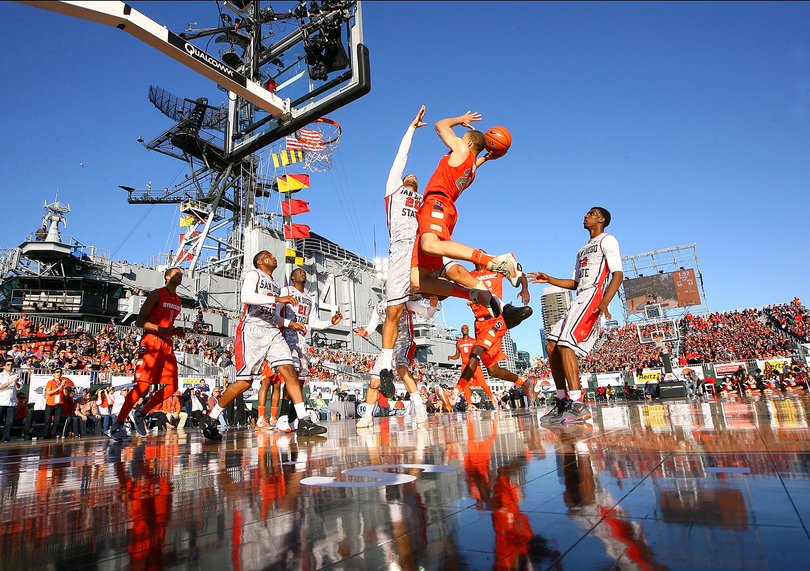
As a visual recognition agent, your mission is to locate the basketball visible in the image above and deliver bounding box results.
[484,126,511,156]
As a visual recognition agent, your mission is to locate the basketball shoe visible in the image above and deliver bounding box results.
[539,397,567,423]
[201,414,223,440]
[256,416,273,430]
[379,369,396,399]
[487,253,523,287]
[414,401,429,424]
[109,422,132,442]
[469,284,502,319]
[502,304,533,329]
[356,415,374,429]
[296,418,327,436]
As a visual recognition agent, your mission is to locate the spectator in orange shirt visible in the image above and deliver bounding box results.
[165,392,188,429]
[44,368,73,438]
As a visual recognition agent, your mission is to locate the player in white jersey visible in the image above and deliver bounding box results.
[353,295,437,428]
[207,250,327,437]
[268,267,342,432]
[528,208,622,424]
[375,107,499,398]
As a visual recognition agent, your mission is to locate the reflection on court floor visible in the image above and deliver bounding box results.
[1,395,809,570]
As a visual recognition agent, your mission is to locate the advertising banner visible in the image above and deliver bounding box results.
[673,366,705,381]
[29,374,92,404]
[635,370,662,384]
[757,359,792,375]
[596,372,622,387]
[713,363,747,376]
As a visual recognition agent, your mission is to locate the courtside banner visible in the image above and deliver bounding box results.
[596,372,622,387]
[180,377,215,389]
[29,374,92,400]
[111,375,135,388]
[310,381,337,399]
[673,366,705,381]
[713,363,747,375]
[635,370,662,384]
[757,359,792,374]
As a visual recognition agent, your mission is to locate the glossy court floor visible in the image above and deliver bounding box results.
[1,395,810,571]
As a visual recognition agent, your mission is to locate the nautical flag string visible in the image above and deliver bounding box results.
[272,149,304,168]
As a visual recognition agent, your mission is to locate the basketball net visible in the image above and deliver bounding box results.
[285,118,341,172]
[653,335,664,349]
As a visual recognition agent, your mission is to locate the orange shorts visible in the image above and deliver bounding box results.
[474,317,508,368]
[134,333,178,387]
[411,194,458,271]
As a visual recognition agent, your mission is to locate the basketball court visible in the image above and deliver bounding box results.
[1,395,808,570]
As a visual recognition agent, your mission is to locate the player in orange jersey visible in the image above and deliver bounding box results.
[410,112,523,313]
[448,325,494,409]
[109,268,218,441]
[439,264,536,410]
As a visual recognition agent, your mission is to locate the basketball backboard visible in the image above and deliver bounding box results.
[223,0,369,162]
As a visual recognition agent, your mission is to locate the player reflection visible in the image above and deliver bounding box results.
[112,438,175,571]
[460,415,560,570]
[552,427,669,571]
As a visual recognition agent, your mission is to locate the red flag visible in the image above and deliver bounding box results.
[284,223,311,239]
[281,199,310,216]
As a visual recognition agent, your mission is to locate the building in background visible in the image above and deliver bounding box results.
[541,286,573,336]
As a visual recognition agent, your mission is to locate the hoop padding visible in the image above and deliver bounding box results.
[288,118,341,172]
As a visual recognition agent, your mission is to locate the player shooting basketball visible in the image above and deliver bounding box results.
[409,111,524,311]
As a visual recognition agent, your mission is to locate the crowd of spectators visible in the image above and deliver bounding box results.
[681,309,794,363]
[0,315,227,375]
[582,324,669,374]
[765,298,809,342]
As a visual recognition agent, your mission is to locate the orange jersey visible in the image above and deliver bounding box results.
[422,151,477,203]
[148,287,182,330]
[470,269,504,319]
[456,336,477,365]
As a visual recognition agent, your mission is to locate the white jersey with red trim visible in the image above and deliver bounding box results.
[240,269,282,328]
[278,285,332,346]
[385,125,422,244]
[572,233,621,293]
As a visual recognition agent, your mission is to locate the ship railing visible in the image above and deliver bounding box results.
[10,289,84,313]
[22,233,111,264]
[296,237,372,265]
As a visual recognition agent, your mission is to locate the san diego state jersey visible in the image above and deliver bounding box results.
[241,269,281,327]
[572,233,621,293]
[386,185,422,243]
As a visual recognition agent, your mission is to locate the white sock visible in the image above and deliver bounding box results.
[293,402,307,420]
[409,390,421,400]
[363,403,374,418]
[557,390,567,400]
[380,348,393,370]
[210,404,223,418]
[570,390,582,402]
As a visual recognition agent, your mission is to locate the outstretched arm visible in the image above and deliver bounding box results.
[526,271,577,291]
[385,106,426,197]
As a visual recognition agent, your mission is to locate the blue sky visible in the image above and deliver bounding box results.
[2,2,808,358]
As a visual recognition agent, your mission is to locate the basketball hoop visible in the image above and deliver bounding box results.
[652,335,664,350]
[285,117,341,172]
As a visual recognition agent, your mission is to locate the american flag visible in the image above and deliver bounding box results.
[286,127,326,152]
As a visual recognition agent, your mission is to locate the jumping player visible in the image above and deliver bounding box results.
[447,325,495,409]
[353,295,436,428]
[439,263,536,411]
[270,267,342,432]
[410,111,523,305]
[207,251,327,437]
[528,207,622,424]
[374,106,499,403]
[108,267,218,441]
